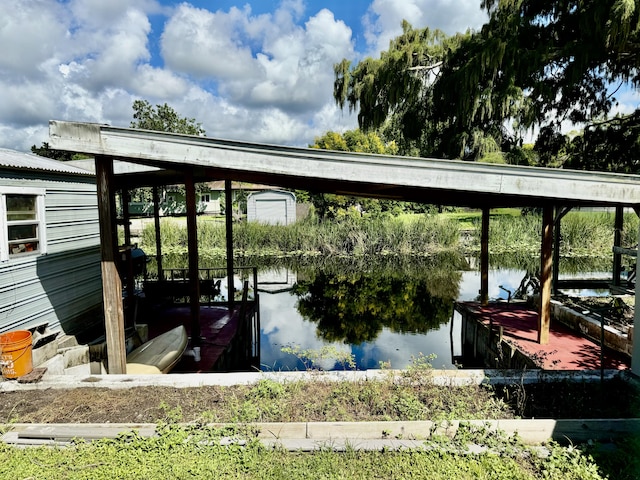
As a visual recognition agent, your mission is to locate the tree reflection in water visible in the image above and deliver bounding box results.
[291,254,466,345]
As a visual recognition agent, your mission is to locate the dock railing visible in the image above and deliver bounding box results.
[143,266,258,305]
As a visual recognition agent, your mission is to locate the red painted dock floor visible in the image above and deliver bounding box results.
[143,304,242,373]
[458,302,630,370]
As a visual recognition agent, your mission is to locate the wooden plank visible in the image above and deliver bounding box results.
[95,156,126,374]
[225,179,235,308]
[152,185,163,279]
[185,172,200,342]
[17,367,47,384]
[613,246,638,257]
[480,207,489,306]
[538,206,554,344]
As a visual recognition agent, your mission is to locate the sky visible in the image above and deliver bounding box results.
[0,0,491,152]
[1,1,637,154]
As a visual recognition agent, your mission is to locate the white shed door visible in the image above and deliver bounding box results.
[256,199,287,225]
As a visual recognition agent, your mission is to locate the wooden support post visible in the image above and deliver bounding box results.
[552,207,571,294]
[613,206,624,287]
[632,217,640,376]
[152,186,163,280]
[185,173,200,344]
[225,179,235,308]
[95,156,126,374]
[480,207,490,305]
[121,189,134,328]
[538,206,554,345]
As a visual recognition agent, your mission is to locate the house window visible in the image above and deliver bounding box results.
[1,188,46,261]
[200,194,211,203]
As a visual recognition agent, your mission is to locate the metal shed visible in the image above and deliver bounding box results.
[0,149,102,337]
[247,190,296,225]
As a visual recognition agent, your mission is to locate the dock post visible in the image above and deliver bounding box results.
[632,214,640,375]
[538,206,554,344]
[95,156,126,374]
[480,207,490,305]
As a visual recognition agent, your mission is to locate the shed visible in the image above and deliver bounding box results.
[247,190,296,225]
[0,149,102,338]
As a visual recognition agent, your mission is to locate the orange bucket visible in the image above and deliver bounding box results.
[0,330,33,379]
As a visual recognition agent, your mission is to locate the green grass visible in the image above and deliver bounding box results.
[139,214,461,258]
[137,208,632,261]
[0,423,609,480]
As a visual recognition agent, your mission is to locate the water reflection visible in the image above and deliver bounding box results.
[259,266,531,371]
[146,252,614,371]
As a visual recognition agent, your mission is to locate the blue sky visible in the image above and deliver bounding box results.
[0,0,492,151]
[0,1,635,153]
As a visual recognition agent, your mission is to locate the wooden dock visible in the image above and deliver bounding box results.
[454,301,630,370]
[143,302,259,373]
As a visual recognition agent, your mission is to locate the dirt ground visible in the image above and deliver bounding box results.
[0,375,638,424]
[0,386,229,424]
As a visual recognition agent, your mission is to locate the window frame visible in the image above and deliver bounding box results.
[0,187,47,262]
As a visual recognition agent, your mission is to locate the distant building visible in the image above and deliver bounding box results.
[247,190,297,225]
[0,149,102,337]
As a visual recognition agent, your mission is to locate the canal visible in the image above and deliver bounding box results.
[249,250,610,372]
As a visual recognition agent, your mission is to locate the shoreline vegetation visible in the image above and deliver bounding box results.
[1,369,638,479]
[137,209,639,263]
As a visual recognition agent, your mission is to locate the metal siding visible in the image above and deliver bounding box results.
[0,163,102,335]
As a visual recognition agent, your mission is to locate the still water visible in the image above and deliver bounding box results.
[257,263,529,371]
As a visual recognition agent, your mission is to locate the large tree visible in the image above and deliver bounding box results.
[433,0,640,167]
[307,129,433,217]
[335,1,640,170]
[130,100,205,136]
[129,100,206,202]
[334,22,469,158]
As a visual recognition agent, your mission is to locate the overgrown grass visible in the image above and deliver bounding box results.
[138,209,636,261]
[1,364,637,478]
[467,211,638,259]
[139,214,460,258]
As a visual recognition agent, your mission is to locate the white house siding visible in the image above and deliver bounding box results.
[247,190,296,225]
[0,162,102,337]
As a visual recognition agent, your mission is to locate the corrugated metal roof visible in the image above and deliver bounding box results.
[0,148,94,176]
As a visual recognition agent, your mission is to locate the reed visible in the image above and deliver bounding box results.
[139,214,460,258]
[470,210,633,258]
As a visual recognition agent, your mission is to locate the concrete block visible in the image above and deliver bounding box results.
[90,361,107,374]
[56,335,80,350]
[252,422,307,439]
[64,364,91,376]
[60,346,89,369]
[32,341,59,368]
[40,355,65,376]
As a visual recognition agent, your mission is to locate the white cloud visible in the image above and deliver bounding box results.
[0,1,69,78]
[162,3,353,115]
[161,4,259,80]
[363,0,487,55]
[0,0,488,153]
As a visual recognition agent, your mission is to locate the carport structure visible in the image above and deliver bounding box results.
[49,120,640,375]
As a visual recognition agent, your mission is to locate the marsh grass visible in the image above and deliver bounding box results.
[141,210,631,261]
[467,211,638,258]
[140,214,460,258]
